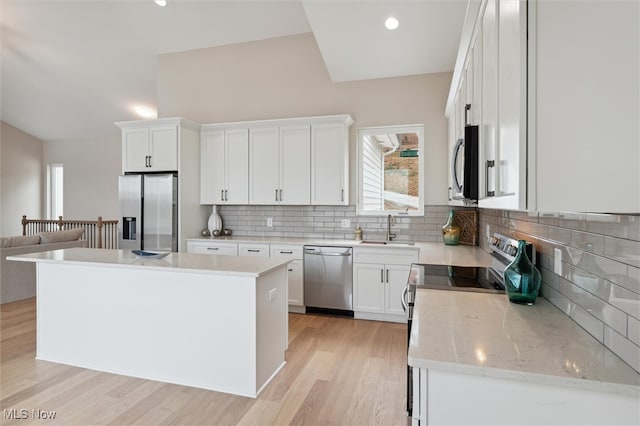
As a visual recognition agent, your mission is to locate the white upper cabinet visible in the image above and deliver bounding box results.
[531,0,639,213]
[121,125,178,172]
[201,115,351,207]
[447,0,639,213]
[311,118,352,205]
[280,125,311,204]
[201,127,249,204]
[249,125,311,205]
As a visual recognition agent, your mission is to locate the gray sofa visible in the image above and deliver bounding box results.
[1,229,87,304]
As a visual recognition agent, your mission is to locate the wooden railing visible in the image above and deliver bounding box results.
[22,215,119,249]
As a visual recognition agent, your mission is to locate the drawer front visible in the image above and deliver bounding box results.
[238,243,270,257]
[187,241,238,256]
[353,246,419,265]
[269,244,303,259]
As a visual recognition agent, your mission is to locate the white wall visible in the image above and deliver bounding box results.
[0,121,43,236]
[42,136,120,221]
[158,33,451,205]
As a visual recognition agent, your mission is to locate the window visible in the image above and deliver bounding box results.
[47,164,63,219]
[357,125,424,216]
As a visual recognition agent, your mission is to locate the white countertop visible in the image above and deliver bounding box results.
[186,236,492,266]
[408,288,640,396]
[8,247,290,278]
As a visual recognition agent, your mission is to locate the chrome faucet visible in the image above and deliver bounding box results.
[386,214,397,241]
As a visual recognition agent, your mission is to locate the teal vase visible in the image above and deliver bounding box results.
[442,210,460,245]
[504,240,541,305]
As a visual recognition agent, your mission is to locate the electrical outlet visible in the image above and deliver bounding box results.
[267,217,273,227]
[554,248,562,275]
[341,218,350,228]
[268,288,277,302]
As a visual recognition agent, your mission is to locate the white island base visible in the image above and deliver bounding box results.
[17,249,288,398]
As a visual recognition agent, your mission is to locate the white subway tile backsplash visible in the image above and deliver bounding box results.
[628,316,640,346]
[480,208,640,373]
[604,326,640,372]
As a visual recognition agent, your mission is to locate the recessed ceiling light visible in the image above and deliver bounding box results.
[155,0,167,7]
[134,106,156,119]
[385,16,399,30]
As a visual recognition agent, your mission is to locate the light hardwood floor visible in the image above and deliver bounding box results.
[1,298,408,425]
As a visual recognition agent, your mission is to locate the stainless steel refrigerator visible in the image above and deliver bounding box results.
[118,173,178,252]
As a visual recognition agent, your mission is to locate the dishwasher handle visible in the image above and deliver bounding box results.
[304,250,351,257]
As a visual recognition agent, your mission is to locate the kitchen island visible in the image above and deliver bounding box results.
[409,288,640,425]
[8,248,289,398]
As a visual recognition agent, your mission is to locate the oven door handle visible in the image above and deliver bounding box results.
[401,285,409,313]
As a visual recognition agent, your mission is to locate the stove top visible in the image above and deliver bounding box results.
[407,264,505,294]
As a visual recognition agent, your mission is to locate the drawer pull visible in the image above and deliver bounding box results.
[287,268,293,272]
[207,247,219,251]
[280,251,293,254]
[247,249,260,253]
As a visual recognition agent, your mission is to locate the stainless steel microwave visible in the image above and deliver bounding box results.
[450,124,479,202]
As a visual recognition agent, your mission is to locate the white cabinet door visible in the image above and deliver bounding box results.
[123,126,178,172]
[480,0,498,204]
[494,0,527,210]
[286,259,304,306]
[353,263,385,314]
[280,125,310,205]
[148,125,178,171]
[225,129,249,204]
[249,127,280,204]
[311,123,348,205]
[123,128,150,172]
[200,130,226,204]
[385,265,410,316]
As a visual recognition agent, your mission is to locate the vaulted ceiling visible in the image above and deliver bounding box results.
[0,0,466,142]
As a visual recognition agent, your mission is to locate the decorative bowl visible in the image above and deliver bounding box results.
[131,250,171,259]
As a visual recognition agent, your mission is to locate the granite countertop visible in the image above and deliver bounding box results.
[8,247,290,278]
[186,236,493,266]
[408,288,640,396]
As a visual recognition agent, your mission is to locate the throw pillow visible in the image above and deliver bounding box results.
[39,228,85,244]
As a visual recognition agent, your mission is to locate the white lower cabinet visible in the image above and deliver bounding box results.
[353,247,418,323]
[413,368,639,426]
[186,240,238,256]
[270,244,304,310]
[187,240,304,313]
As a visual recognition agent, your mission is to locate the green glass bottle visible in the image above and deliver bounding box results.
[504,240,541,305]
[441,210,460,245]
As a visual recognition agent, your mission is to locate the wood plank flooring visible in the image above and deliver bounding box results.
[1,298,408,425]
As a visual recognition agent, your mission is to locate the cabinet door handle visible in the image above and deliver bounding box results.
[381,269,384,283]
[224,189,228,201]
[279,189,283,201]
[486,160,496,197]
[386,269,389,283]
[275,189,279,202]
[287,268,293,272]
[145,156,149,167]
[221,190,224,201]
[148,156,152,168]
[207,247,219,251]
[341,189,344,202]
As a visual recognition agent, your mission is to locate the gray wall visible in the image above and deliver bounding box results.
[0,122,43,236]
[479,209,640,372]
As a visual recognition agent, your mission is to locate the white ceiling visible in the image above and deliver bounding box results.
[0,0,466,143]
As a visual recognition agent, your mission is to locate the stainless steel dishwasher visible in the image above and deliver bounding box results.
[303,245,353,316]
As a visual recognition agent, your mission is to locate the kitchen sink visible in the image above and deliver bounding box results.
[360,240,415,246]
